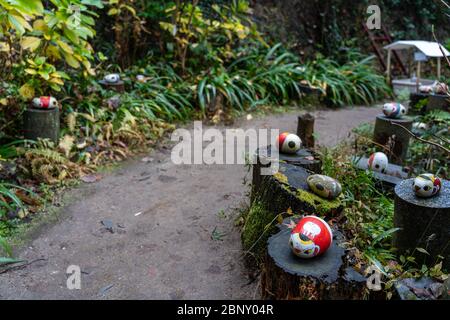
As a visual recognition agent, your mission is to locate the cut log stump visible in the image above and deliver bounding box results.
[297,113,315,149]
[373,115,413,165]
[261,228,367,300]
[243,163,342,261]
[427,94,450,112]
[23,108,60,143]
[99,80,125,93]
[252,145,322,201]
[394,179,450,271]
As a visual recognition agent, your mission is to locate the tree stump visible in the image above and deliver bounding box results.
[252,145,322,201]
[99,80,125,93]
[427,94,450,112]
[243,163,342,261]
[23,108,60,143]
[297,113,315,148]
[373,115,413,165]
[393,179,450,271]
[261,228,367,300]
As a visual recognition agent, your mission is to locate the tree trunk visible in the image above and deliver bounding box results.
[23,108,60,144]
[261,228,367,300]
[393,178,450,272]
[297,113,315,148]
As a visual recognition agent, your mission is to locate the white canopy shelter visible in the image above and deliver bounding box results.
[384,40,450,58]
[384,40,450,81]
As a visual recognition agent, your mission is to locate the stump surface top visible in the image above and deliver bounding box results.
[258,145,318,163]
[267,228,345,283]
[98,80,125,86]
[395,178,450,209]
[376,114,413,123]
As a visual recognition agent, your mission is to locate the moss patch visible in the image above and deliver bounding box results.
[274,172,288,185]
[241,201,278,264]
[295,188,342,215]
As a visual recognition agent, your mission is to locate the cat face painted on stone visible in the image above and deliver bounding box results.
[412,174,441,198]
[104,73,121,83]
[276,132,302,154]
[368,152,388,174]
[382,103,406,119]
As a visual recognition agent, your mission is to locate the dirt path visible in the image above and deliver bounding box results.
[0,106,379,300]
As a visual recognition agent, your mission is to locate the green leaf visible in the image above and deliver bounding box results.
[14,0,44,15]
[21,36,41,52]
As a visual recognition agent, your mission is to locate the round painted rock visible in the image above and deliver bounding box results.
[382,102,406,119]
[289,216,333,259]
[104,73,120,84]
[31,96,58,109]
[412,174,442,198]
[368,152,388,174]
[276,132,302,154]
[306,174,342,200]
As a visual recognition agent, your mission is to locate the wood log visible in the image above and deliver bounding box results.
[23,108,60,144]
[251,145,322,202]
[243,163,342,261]
[297,113,315,148]
[373,114,413,165]
[99,80,125,93]
[393,179,450,271]
[261,228,367,300]
[427,94,450,112]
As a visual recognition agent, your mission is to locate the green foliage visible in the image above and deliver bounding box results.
[0,0,101,96]
[304,52,390,107]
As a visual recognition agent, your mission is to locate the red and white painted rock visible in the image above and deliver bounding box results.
[276,132,302,154]
[368,152,388,174]
[289,216,333,259]
[31,96,58,109]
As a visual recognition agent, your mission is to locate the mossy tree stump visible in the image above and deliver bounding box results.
[23,108,60,144]
[252,145,321,201]
[261,228,367,300]
[99,80,125,93]
[244,163,342,262]
[394,179,450,271]
[373,115,413,165]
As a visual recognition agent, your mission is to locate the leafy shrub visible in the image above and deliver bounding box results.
[304,53,390,107]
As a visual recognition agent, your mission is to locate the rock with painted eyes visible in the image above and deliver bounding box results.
[382,102,406,119]
[412,122,428,132]
[104,73,121,84]
[31,96,58,109]
[306,174,342,200]
[412,174,442,198]
[289,216,332,259]
[367,152,388,174]
[276,132,302,154]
